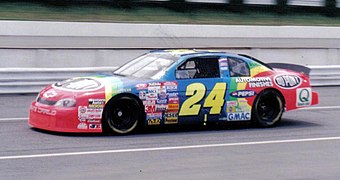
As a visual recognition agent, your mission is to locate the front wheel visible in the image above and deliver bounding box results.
[103,96,142,134]
[252,90,284,127]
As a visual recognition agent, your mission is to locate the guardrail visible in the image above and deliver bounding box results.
[27,0,340,15]
[309,65,340,86]
[0,67,117,94]
[0,66,336,94]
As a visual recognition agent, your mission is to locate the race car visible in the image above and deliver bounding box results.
[29,49,319,134]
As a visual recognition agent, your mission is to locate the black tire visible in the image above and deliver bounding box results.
[103,96,142,134]
[252,90,284,127]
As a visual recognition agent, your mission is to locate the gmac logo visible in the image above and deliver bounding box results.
[296,88,312,107]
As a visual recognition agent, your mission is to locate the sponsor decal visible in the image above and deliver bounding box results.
[135,83,148,90]
[53,78,103,92]
[112,88,131,94]
[230,90,256,98]
[147,112,162,125]
[225,112,251,121]
[87,119,101,123]
[226,101,238,113]
[156,104,167,111]
[226,106,236,113]
[79,118,86,122]
[85,109,103,119]
[158,91,167,100]
[146,93,158,100]
[43,89,57,98]
[164,81,178,91]
[167,92,179,98]
[168,97,179,104]
[89,124,102,130]
[274,75,302,89]
[77,123,88,129]
[88,99,105,109]
[296,88,312,107]
[164,111,178,124]
[168,104,179,111]
[78,106,103,120]
[143,100,156,106]
[156,99,168,104]
[238,100,251,112]
[147,112,162,118]
[139,91,147,100]
[148,82,162,87]
[148,119,161,125]
[218,58,229,67]
[145,105,156,113]
[148,86,160,93]
[236,77,273,88]
[78,106,87,113]
[31,106,57,116]
[227,101,238,107]
[220,66,229,71]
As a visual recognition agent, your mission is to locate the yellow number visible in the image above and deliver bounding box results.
[203,83,227,114]
[179,83,206,116]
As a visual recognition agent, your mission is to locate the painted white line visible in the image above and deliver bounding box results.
[1,136,340,160]
[0,117,28,121]
[298,106,340,110]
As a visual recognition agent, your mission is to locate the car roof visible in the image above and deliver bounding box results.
[150,49,231,57]
[150,49,273,70]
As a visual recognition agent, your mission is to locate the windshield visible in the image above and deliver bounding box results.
[114,52,177,79]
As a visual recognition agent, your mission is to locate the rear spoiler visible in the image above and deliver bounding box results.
[267,63,311,76]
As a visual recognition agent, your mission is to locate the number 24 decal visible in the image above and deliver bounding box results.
[179,82,227,116]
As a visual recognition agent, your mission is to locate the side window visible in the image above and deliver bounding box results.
[176,57,220,79]
[228,57,250,77]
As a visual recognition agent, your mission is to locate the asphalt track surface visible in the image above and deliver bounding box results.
[0,86,340,179]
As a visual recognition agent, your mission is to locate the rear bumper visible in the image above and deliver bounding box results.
[311,91,319,106]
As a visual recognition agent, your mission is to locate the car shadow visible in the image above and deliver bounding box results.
[279,118,321,128]
[30,118,321,137]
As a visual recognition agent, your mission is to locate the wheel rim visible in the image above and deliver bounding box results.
[257,94,281,122]
[108,99,138,133]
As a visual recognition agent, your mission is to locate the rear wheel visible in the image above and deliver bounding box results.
[103,96,142,134]
[252,90,284,127]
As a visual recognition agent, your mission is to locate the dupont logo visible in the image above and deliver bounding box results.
[274,75,301,89]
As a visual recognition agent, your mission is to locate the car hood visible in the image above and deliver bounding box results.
[38,74,151,101]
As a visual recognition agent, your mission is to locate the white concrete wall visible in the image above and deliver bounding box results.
[1,21,340,68]
[1,48,339,68]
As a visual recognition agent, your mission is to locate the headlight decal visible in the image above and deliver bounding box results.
[55,98,77,107]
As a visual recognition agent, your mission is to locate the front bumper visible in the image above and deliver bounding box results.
[29,102,102,133]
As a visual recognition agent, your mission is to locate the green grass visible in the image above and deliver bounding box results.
[0,2,340,26]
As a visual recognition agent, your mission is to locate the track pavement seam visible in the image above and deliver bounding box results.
[1,136,340,160]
